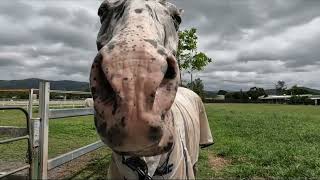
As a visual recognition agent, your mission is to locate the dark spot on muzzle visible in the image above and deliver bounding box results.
[107,124,127,147]
[112,101,118,115]
[96,118,107,137]
[161,113,165,120]
[135,9,143,14]
[166,83,175,91]
[148,126,163,142]
[121,117,126,127]
[91,87,98,100]
[107,42,115,52]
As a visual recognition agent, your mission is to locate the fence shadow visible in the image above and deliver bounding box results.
[65,153,112,180]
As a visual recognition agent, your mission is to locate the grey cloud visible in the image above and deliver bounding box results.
[0,21,34,46]
[238,31,320,68]
[0,59,23,67]
[0,1,100,82]
[38,6,71,19]
[0,0,34,20]
[33,22,96,50]
[0,52,26,67]
[0,0,320,91]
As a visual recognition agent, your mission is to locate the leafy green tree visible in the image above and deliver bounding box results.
[225,91,249,101]
[177,28,212,85]
[217,90,228,95]
[286,85,311,95]
[187,78,205,100]
[275,81,287,95]
[247,87,267,100]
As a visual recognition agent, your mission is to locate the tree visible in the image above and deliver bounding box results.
[187,78,205,100]
[247,87,267,100]
[225,91,249,102]
[217,90,228,95]
[177,28,212,85]
[275,81,287,95]
[286,85,311,95]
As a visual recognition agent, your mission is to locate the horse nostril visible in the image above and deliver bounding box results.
[148,126,163,142]
[164,57,177,79]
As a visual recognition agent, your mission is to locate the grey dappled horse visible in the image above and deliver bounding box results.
[90,0,213,179]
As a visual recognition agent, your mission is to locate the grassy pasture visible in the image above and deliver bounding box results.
[200,104,320,178]
[1,104,320,178]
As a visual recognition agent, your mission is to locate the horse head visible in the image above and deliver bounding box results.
[90,0,182,156]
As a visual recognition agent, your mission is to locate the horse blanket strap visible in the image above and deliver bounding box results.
[122,156,153,180]
[154,148,174,176]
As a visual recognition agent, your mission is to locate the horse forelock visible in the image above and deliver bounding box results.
[97,0,182,51]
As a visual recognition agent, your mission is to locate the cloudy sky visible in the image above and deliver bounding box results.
[1,0,320,91]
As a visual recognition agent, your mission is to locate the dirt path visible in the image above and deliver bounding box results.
[208,152,231,172]
[48,148,111,179]
[0,148,111,179]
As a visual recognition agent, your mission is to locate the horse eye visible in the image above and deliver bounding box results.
[173,14,181,25]
[99,6,110,23]
[98,3,111,23]
[172,14,181,31]
[98,6,107,17]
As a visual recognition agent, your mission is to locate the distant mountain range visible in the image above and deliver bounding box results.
[0,78,89,91]
[264,87,320,95]
[205,87,320,98]
[1,78,320,95]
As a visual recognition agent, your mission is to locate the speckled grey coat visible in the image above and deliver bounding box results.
[89,0,213,179]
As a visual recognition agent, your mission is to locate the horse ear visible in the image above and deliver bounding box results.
[178,9,184,16]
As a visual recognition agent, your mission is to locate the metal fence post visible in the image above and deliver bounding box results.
[39,82,50,179]
[28,89,33,120]
[29,89,38,179]
[29,88,40,179]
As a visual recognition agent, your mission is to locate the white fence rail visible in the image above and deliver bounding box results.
[0,100,87,108]
[36,81,104,179]
[49,108,94,119]
[47,141,104,170]
[0,83,102,179]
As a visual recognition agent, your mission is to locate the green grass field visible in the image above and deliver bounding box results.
[1,104,320,179]
[200,104,320,178]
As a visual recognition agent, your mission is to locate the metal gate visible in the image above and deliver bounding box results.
[0,107,33,179]
[0,82,104,179]
[36,81,104,179]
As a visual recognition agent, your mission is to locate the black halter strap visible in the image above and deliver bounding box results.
[122,156,153,180]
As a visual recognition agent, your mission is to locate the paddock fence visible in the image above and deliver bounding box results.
[0,107,32,179]
[0,81,104,179]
